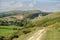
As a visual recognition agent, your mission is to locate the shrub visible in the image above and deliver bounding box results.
[13,28,17,30]
[13,34,19,38]
[0,36,5,40]
[22,30,31,34]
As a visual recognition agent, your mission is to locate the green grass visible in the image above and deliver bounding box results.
[0,29,19,40]
[0,26,23,30]
[0,29,17,36]
[41,23,60,40]
[0,25,23,36]
[0,26,21,40]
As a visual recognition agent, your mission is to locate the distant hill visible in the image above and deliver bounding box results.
[26,12,51,19]
[0,10,24,17]
[0,10,51,19]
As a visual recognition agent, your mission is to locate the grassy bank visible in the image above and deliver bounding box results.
[41,23,60,40]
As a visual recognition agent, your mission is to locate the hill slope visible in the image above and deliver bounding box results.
[31,12,60,27]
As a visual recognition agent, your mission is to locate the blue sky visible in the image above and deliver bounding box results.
[0,0,60,12]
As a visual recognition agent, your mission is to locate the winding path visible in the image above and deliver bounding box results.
[28,29,46,40]
[13,29,46,40]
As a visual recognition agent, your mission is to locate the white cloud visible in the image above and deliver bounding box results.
[14,2,23,7]
[56,4,60,7]
[28,0,37,8]
[0,1,24,12]
[29,3,34,7]
[0,0,60,12]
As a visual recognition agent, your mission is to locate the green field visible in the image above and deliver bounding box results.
[0,29,17,37]
[0,26,39,40]
[0,26,20,40]
[0,26,23,30]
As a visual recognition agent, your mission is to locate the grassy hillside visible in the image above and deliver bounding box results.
[30,12,60,40]
[42,23,60,40]
[31,13,60,27]
[0,11,60,40]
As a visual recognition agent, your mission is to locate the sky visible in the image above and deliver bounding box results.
[0,0,60,12]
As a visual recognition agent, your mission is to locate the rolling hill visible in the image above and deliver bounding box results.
[0,10,60,40]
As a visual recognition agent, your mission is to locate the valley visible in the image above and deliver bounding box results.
[0,10,60,40]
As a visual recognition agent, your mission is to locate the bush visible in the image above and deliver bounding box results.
[0,36,5,40]
[22,30,31,34]
[13,34,19,38]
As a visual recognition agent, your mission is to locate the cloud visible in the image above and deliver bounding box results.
[33,2,60,12]
[13,2,23,8]
[56,4,60,7]
[0,1,24,12]
[0,0,36,12]
[0,0,60,12]
[28,3,34,7]
[28,0,37,9]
